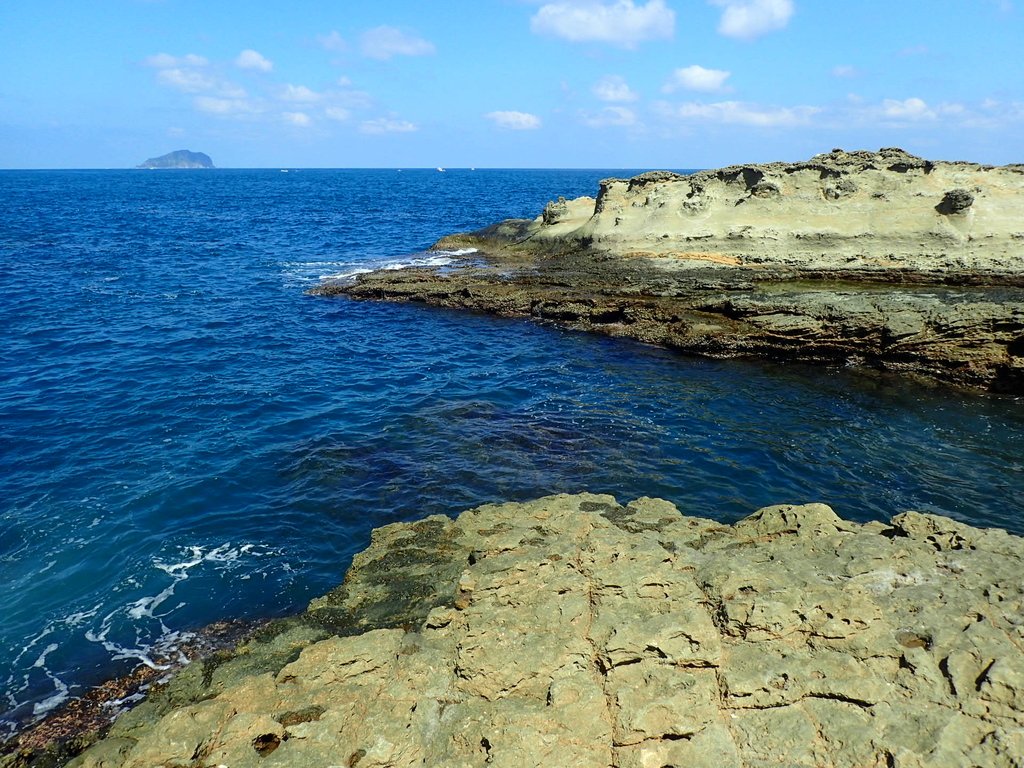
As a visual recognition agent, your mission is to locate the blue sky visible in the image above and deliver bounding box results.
[1,0,1021,168]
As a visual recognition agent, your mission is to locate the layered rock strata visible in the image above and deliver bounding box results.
[57,493,1024,768]
[312,149,1024,393]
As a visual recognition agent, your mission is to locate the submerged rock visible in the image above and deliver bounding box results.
[58,493,1024,768]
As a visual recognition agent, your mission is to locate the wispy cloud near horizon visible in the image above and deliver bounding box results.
[360,26,436,60]
[485,110,543,130]
[360,117,419,134]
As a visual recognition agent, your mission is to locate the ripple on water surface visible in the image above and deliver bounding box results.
[1,168,1023,737]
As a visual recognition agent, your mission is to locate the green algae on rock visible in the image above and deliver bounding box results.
[51,493,1024,768]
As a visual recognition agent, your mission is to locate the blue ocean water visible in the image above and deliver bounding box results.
[2,168,1023,736]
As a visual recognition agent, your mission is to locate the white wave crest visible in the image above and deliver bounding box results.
[434,247,479,257]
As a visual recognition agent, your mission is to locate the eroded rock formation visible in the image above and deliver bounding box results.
[62,494,1024,768]
[521,147,1024,276]
[312,149,1024,393]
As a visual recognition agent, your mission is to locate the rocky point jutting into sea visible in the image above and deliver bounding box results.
[315,147,1024,393]
[5,150,1024,767]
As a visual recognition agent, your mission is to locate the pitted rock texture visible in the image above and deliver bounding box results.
[68,494,1024,768]
[520,148,1024,276]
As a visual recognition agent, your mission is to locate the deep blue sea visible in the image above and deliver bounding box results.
[2,168,1023,737]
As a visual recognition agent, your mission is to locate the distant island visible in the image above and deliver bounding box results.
[136,150,214,169]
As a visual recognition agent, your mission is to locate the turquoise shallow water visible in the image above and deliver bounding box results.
[2,168,1023,736]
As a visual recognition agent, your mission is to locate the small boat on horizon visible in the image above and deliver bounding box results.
[437,167,446,172]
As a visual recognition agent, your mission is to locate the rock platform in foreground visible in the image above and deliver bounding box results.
[313,149,1024,393]
[64,493,1024,767]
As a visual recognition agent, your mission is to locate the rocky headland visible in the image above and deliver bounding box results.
[313,148,1024,393]
[15,493,1022,767]
[136,150,214,169]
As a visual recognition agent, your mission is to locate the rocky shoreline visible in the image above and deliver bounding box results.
[7,149,1024,766]
[0,620,266,766]
[312,148,1024,393]
[18,493,1024,767]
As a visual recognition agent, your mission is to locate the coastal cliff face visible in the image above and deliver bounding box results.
[63,494,1024,767]
[314,149,1024,393]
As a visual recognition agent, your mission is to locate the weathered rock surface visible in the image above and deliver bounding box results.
[516,147,1024,277]
[312,149,1024,393]
[61,493,1024,768]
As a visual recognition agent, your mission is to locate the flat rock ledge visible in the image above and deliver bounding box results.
[312,149,1024,393]
[57,494,1024,768]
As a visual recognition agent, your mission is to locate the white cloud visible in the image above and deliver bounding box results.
[283,111,312,127]
[194,96,258,116]
[531,0,675,47]
[156,69,248,101]
[318,31,347,52]
[582,106,638,127]
[593,75,638,102]
[144,53,208,68]
[485,110,543,130]
[157,68,216,93]
[881,97,935,120]
[236,49,273,72]
[360,118,418,134]
[325,107,352,122]
[710,0,794,40]
[831,65,859,78]
[829,97,1011,130]
[281,84,321,102]
[360,26,435,60]
[661,99,819,127]
[662,65,731,93]
[944,99,1024,129]
[147,52,247,101]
